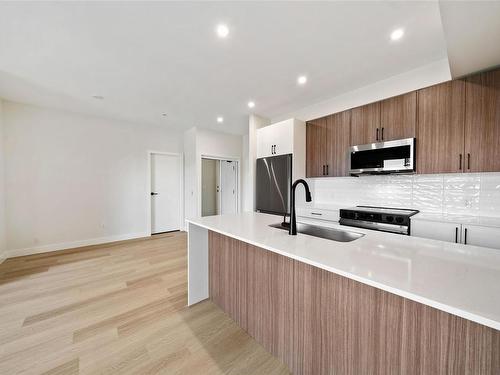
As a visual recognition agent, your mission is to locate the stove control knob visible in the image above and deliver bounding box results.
[386,216,394,223]
[395,216,404,224]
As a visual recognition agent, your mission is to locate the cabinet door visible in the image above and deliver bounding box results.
[411,219,461,243]
[350,102,380,146]
[256,125,274,158]
[273,120,294,156]
[417,81,465,174]
[462,224,500,250]
[380,92,416,141]
[465,69,500,172]
[326,111,351,176]
[306,117,327,177]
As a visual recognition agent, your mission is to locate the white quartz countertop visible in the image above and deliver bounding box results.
[187,212,500,331]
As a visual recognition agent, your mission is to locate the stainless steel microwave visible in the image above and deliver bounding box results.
[348,138,415,175]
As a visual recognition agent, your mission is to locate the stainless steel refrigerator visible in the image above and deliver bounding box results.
[256,154,292,215]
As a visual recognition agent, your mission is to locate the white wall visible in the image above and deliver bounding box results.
[3,101,183,256]
[184,127,242,221]
[0,100,6,262]
[242,115,269,212]
[271,59,451,123]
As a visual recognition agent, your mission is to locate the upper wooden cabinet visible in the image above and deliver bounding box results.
[350,93,416,146]
[306,111,351,177]
[306,117,328,177]
[417,80,465,174]
[380,92,416,141]
[350,102,379,145]
[465,69,500,173]
[326,111,351,177]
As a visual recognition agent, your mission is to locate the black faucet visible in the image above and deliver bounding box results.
[289,179,312,235]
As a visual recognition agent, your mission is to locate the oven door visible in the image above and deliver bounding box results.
[349,138,415,175]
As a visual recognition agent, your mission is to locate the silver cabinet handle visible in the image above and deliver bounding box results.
[464,228,468,245]
[311,212,322,216]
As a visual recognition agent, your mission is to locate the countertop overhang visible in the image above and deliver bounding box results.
[187,212,500,331]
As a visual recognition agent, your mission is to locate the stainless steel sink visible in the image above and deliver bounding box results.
[269,222,365,242]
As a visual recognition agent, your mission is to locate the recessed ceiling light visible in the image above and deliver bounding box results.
[216,24,229,38]
[217,116,224,123]
[390,28,404,41]
[162,113,167,117]
[91,95,104,100]
[248,101,255,108]
[297,75,307,85]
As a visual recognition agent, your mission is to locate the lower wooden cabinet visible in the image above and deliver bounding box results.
[208,231,500,375]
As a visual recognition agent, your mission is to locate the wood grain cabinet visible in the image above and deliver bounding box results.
[465,69,500,172]
[350,101,380,145]
[209,232,500,375]
[379,91,416,141]
[306,116,327,177]
[417,80,465,174]
[306,111,351,177]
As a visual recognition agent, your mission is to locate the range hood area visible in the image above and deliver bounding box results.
[349,137,415,175]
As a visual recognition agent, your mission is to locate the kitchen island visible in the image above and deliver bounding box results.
[187,212,500,374]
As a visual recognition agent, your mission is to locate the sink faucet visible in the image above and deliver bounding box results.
[289,179,312,235]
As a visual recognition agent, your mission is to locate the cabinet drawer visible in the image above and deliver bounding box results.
[296,208,339,222]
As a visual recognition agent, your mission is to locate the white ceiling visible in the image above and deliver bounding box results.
[0,2,495,135]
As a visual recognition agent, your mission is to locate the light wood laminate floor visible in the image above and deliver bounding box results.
[0,232,290,374]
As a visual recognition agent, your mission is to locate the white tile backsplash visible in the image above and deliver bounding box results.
[302,172,500,217]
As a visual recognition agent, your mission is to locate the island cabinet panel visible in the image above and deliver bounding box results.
[350,101,380,146]
[417,80,465,174]
[292,260,500,375]
[246,243,294,366]
[465,69,500,172]
[208,232,500,375]
[208,231,294,367]
[306,116,328,177]
[208,231,248,330]
[379,91,417,141]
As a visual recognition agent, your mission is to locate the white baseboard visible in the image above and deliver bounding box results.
[0,251,6,265]
[6,232,150,259]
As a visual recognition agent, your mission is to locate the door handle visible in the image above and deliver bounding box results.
[151,192,159,196]
[326,164,329,175]
[464,228,468,245]
[381,127,384,140]
[459,154,462,170]
[467,153,470,170]
[376,128,379,141]
[322,165,325,175]
[455,227,458,243]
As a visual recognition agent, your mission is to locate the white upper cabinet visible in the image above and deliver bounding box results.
[256,119,301,158]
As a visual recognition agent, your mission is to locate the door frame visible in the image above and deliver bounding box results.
[147,151,184,234]
[199,154,240,217]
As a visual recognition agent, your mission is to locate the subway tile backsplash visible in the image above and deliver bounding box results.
[302,172,500,217]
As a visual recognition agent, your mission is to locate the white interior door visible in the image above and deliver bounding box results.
[151,153,181,233]
[220,161,237,214]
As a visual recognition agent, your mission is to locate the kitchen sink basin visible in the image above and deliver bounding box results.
[269,222,365,242]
